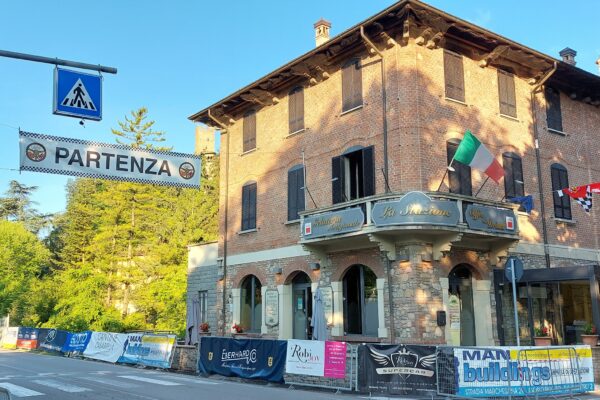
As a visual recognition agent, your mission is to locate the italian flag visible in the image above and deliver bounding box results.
[453,130,503,183]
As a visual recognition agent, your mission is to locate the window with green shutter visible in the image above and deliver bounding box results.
[498,70,517,118]
[551,163,571,219]
[289,87,304,133]
[503,152,524,198]
[447,140,472,196]
[444,51,465,102]
[241,182,257,231]
[342,58,362,111]
[287,165,305,221]
[545,87,563,132]
[243,110,256,152]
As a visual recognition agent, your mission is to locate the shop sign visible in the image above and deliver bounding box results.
[302,207,364,239]
[285,339,347,378]
[358,344,437,395]
[453,346,594,397]
[465,204,518,234]
[264,289,279,327]
[371,192,459,227]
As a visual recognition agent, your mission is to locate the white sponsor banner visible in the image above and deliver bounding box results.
[285,339,325,377]
[19,131,201,188]
[454,346,594,397]
[0,327,18,349]
[83,332,128,363]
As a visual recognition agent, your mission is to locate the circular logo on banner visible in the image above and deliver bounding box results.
[179,162,195,180]
[46,329,57,343]
[26,143,46,162]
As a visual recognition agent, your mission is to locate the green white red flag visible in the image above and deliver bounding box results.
[453,130,503,183]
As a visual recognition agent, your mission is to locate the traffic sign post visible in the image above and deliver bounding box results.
[53,68,102,121]
[505,256,524,346]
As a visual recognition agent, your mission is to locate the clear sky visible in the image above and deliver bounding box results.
[1,0,599,214]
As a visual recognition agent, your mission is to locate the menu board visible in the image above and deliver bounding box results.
[264,289,279,327]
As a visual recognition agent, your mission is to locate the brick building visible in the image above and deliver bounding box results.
[187,0,600,346]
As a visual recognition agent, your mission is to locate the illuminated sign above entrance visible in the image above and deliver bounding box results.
[371,192,460,227]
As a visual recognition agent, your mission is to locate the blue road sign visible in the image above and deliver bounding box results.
[53,68,102,121]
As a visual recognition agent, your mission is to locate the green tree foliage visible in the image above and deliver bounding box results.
[0,221,50,324]
[0,180,50,233]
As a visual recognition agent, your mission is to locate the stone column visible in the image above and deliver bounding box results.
[231,288,241,334]
[261,286,268,335]
[277,284,292,339]
[331,281,344,336]
[473,280,494,346]
[376,278,389,338]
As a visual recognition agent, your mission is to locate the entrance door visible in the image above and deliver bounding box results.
[449,265,476,346]
[292,273,312,339]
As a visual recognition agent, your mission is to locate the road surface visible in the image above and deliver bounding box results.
[0,350,360,400]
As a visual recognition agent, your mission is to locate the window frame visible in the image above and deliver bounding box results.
[551,163,571,220]
[288,86,305,134]
[240,275,262,333]
[341,58,363,112]
[502,152,524,199]
[241,182,257,231]
[342,265,378,336]
[243,110,257,153]
[447,140,472,196]
[498,70,517,118]
[444,50,465,102]
[545,86,563,133]
[198,290,208,324]
[287,164,305,221]
[331,146,375,204]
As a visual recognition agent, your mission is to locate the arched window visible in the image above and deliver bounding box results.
[240,275,262,332]
[551,163,571,220]
[288,87,304,133]
[241,181,257,231]
[342,58,362,111]
[503,152,524,198]
[447,140,472,196]
[343,265,378,336]
[243,110,256,152]
[287,164,305,221]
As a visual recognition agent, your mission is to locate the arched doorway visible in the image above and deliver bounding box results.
[449,265,476,345]
[343,264,378,336]
[292,272,312,339]
[240,275,262,333]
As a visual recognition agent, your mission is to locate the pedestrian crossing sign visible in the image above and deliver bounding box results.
[53,67,102,121]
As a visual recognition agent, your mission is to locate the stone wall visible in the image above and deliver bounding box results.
[170,345,197,373]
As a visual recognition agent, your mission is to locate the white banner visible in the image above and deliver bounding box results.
[454,346,594,397]
[0,327,18,349]
[83,332,128,363]
[19,131,201,188]
[285,339,325,377]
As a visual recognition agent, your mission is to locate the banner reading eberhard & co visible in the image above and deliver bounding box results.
[19,131,201,188]
[358,344,437,395]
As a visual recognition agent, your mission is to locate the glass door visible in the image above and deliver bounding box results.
[292,284,312,339]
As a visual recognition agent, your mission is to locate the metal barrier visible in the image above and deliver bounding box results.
[284,344,357,392]
[516,346,585,398]
[437,346,513,399]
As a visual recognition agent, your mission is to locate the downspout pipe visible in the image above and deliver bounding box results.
[530,62,557,269]
[207,109,230,335]
[360,26,390,193]
[360,26,395,343]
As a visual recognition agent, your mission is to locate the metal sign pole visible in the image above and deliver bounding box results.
[0,50,117,74]
[510,257,521,346]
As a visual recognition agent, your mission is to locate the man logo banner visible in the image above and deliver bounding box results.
[19,131,201,188]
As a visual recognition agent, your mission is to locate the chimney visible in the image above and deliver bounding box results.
[559,47,577,66]
[314,18,331,47]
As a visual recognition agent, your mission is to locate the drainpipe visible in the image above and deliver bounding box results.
[360,26,396,343]
[207,109,230,335]
[530,62,557,269]
[360,26,390,193]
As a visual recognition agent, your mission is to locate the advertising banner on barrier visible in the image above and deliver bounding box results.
[17,327,40,350]
[454,346,595,397]
[1,327,18,349]
[38,329,70,353]
[358,344,437,395]
[62,331,92,354]
[83,332,128,363]
[119,334,176,368]
[19,131,202,188]
[285,340,347,378]
[198,337,287,383]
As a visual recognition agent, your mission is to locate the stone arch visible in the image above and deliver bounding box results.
[232,265,267,288]
[283,269,315,285]
[330,251,385,282]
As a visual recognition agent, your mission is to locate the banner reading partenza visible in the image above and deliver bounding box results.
[19,131,201,188]
[358,344,437,395]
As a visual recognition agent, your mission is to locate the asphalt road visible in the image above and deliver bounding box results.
[0,350,362,400]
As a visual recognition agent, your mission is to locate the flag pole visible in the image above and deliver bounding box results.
[436,156,456,192]
[302,151,318,208]
[474,176,490,197]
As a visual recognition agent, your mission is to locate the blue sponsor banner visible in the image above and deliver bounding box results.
[119,334,176,368]
[198,337,287,383]
[38,329,69,353]
[62,331,92,354]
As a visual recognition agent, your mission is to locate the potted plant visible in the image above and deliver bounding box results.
[534,326,552,346]
[199,322,210,336]
[581,323,598,346]
[231,323,244,337]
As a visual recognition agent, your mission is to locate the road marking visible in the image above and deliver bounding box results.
[32,379,91,393]
[154,375,219,385]
[118,375,181,386]
[80,376,140,388]
[0,382,43,397]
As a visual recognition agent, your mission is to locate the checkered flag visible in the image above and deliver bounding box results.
[575,185,593,213]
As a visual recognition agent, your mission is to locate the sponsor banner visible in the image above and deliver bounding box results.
[359,344,437,395]
[83,332,128,363]
[38,329,70,353]
[199,336,287,383]
[325,341,347,379]
[119,334,176,368]
[454,346,594,397]
[1,327,18,349]
[285,340,347,378]
[17,327,40,350]
[62,331,92,354]
[19,131,201,188]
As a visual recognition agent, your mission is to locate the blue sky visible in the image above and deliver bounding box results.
[1,0,599,214]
